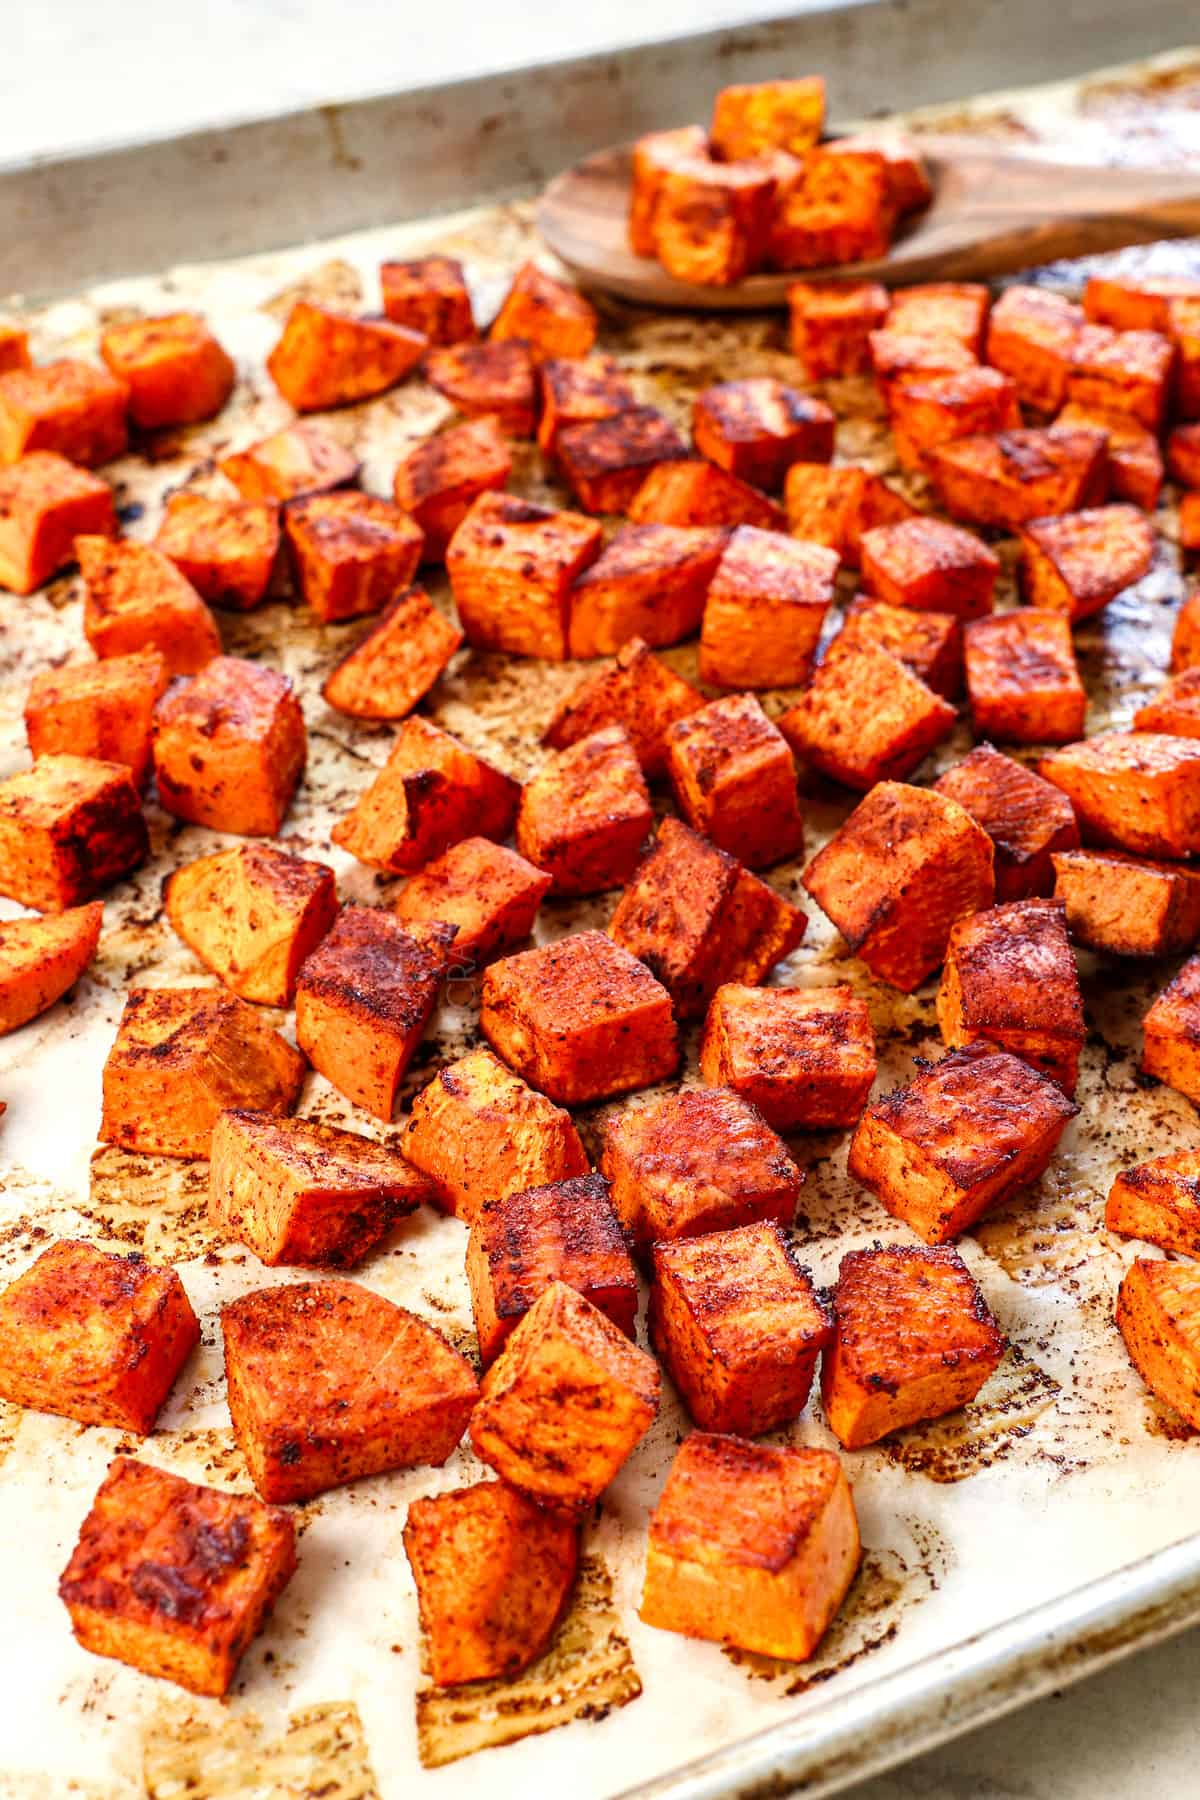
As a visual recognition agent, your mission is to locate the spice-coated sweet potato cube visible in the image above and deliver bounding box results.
[1168,423,1200,490]
[0,452,115,594]
[821,1244,1005,1449]
[1083,274,1200,333]
[537,355,637,459]
[467,1171,638,1364]
[1052,847,1200,959]
[0,324,29,375]
[25,650,168,788]
[1116,1258,1200,1430]
[219,421,360,502]
[628,124,709,255]
[787,279,891,378]
[294,907,450,1120]
[699,982,876,1131]
[652,154,780,287]
[1183,492,1200,555]
[489,260,598,363]
[424,338,537,437]
[1065,323,1175,433]
[1143,957,1200,1107]
[1134,667,1200,738]
[935,744,1079,901]
[666,693,804,870]
[628,458,785,532]
[887,366,1020,474]
[223,1280,478,1502]
[828,597,962,699]
[769,147,895,271]
[936,897,1084,1093]
[1056,400,1162,511]
[711,77,825,158]
[331,715,519,874]
[480,929,678,1106]
[470,1280,660,1512]
[59,1457,295,1697]
[154,492,280,612]
[78,535,220,674]
[888,284,991,353]
[1173,297,1200,421]
[0,359,128,467]
[322,584,462,720]
[393,838,551,965]
[985,285,1084,412]
[446,490,602,661]
[543,636,703,777]
[783,462,914,564]
[640,1433,859,1662]
[209,1109,430,1266]
[651,1222,831,1435]
[1039,731,1200,859]
[403,1046,588,1222]
[1107,1152,1200,1257]
[380,255,475,345]
[868,328,978,390]
[848,1041,1077,1242]
[699,525,838,690]
[860,515,998,619]
[516,726,652,896]
[284,491,423,623]
[404,1481,579,1686]
[780,644,955,791]
[153,655,306,837]
[963,610,1085,745]
[557,406,688,514]
[609,816,806,1020]
[567,523,726,658]
[0,1240,198,1432]
[99,312,235,430]
[0,902,103,1036]
[266,299,425,411]
[1174,587,1200,670]
[693,379,834,494]
[0,754,147,912]
[803,781,994,992]
[393,415,512,560]
[1019,504,1154,622]
[165,843,338,1006]
[930,427,1109,531]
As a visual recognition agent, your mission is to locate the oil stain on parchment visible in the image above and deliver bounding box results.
[87,1146,218,1263]
[882,1348,1061,1483]
[143,1698,378,1799]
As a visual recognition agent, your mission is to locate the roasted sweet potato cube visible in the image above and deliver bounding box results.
[470,1280,660,1512]
[936,744,1079,901]
[165,843,337,1005]
[860,515,999,620]
[446,490,602,660]
[100,312,235,429]
[321,584,462,720]
[1056,400,1162,511]
[936,897,1084,1092]
[1168,423,1200,490]
[1052,847,1200,958]
[467,1172,638,1364]
[284,491,423,623]
[403,1046,588,1222]
[699,525,838,688]
[1107,1152,1200,1257]
[609,816,806,1020]
[0,754,147,912]
[424,339,537,437]
[294,907,449,1120]
[380,255,475,345]
[0,1240,198,1431]
[787,279,891,379]
[887,366,1020,474]
[963,610,1086,745]
[78,535,220,674]
[538,355,638,463]
[154,492,280,612]
[1183,492,1200,556]
[985,285,1084,412]
[1135,667,1200,738]
[710,77,825,158]
[480,929,678,1106]
[0,359,128,467]
[1143,956,1200,1106]
[868,328,978,389]
[628,458,785,532]
[1019,504,1154,622]
[489,260,597,362]
[25,650,167,788]
[209,1109,429,1265]
[515,726,652,896]
[394,416,511,561]
[803,781,995,992]
[629,125,709,255]
[693,379,834,494]
[848,1041,1077,1242]
[1174,587,1200,671]
[1083,274,1200,334]
[666,693,804,870]
[0,323,29,375]
[699,982,875,1131]
[769,147,894,271]
[1065,323,1175,433]
[888,282,990,354]
[1039,731,1200,859]
[639,1434,859,1662]
[404,1479,579,1685]
[0,902,102,1035]
[59,1457,295,1697]
[784,462,914,564]
[821,1244,1005,1449]
[153,655,306,836]
[392,838,549,966]
[653,154,780,287]
[567,523,726,658]
[930,427,1109,530]
[543,636,704,777]
[267,299,425,411]
[223,1280,478,1501]
[827,597,962,699]
[780,644,956,791]
[219,422,360,502]
[1172,297,1200,422]
[0,452,115,594]
[557,406,688,514]
[1117,1259,1200,1430]
[331,715,519,874]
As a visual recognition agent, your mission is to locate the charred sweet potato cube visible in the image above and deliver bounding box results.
[985,285,1084,412]
[666,693,804,870]
[393,416,512,562]
[1107,1151,1200,1257]
[963,610,1086,745]
[489,261,597,363]
[930,427,1109,530]
[220,421,360,502]
[804,781,994,992]
[693,379,834,494]
[543,636,703,777]
[936,744,1080,901]
[0,452,115,594]
[537,355,637,459]
[1056,401,1162,511]
[0,754,147,912]
[470,1280,660,1511]
[1065,323,1175,433]
[711,77,824,158]
[25,650,168,788]
[936,897,1084,1092]
[321,584,462,719]
[848,1041,1077,1242]
[700,526,838,689]
[860,515,999,620]
[1019,504,1154,622]
[1039,731,1200,859]
[0,902,103,1035]
[393,838,550,965]
[100,312,235,430]
[1117,1258,1200,1430]
[1083,274,1200,333]
[1135,667,1200,738]
[515,727,652,897]
[380,255,475,345]
[888,283,990,354]
[780,644,955,791]
[1183,492,1200,555]
[868,328,978,390]
[404,1479,579,1685]
[446,490,602,661]
[331,715,519,874]
[887,367,1021,474]
[294,907,449,1120]
[827,597,963,699]
[699,982,875,1131]
[1143,956,1200,1106]
[59,1457,295,1696]
[0,1240,198,1431]
[640,1433,859,1662]
[1174,587,1200,671]
[404,1046,588,1222]
[0,323,29,375]
[629,124,709,255]
[1052,847,1200,958]
[821,1244,1004,1449]
[284,491,423,623]
[650,1222,830,1435]
[567,523,726,658]
[784,463,914,564]
[769,147,895,271]
[1168,423,1200,489]
[653,154,780,287]
[165,843,337,1005]
[628,458,785,532]
[153,655,306,836]
[154,492,280,611]
[78,535,220,674]
[267,299,425,411]
[424,339,537,437]
[0,359,128,467]
[480,929,678,1106]
[223,1281,478,1502]
[557,406,688,514]
[787,279,891,378]
[467,1171,637,1364]
[209,1109,430,1266]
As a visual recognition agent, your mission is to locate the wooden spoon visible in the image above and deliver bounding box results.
[537,134,1200,310]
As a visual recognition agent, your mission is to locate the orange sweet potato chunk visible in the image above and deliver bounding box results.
[567,524,727,659]
[393,415,511,560]
[446,491,602,661]
[154,492,280,611]
[1056,400,1162,512]
[165,843,337,1005]
[1052,847,1200,959]
[1142,956,1200,1107]
[936,897,1084,1093]
[963,609,1086,744]
[629,125,709,256]
[0,902,103,1035]
[543,636,703,776]
[557,406,688,515]
[393,838,550,966]
[666,693,804,870]
[1019,504,1154,622]
[770,147,895,271]
[267,299,425,411]
[516,726,652,896]
[25,650,168,788]
[698,981,876,1131]
[1039,731,1200,859]
[628,459,785,532]
[699,526,838,688]
[1117,1258,1200,1430]
[888,283,990,353]
[322,584,462,719]
[930,427,1109,531]
[78,536,221,674]
[538,355,637,459]
[1107,1151,1200,1257]
[100,312,235,430]
[489,260,597,362]
[693,379,834,493]
[780,643,955,791]
[1183,492,1200,555]
[1084,273,1200,334]
[784,462,914,563]
[0,324,29,376]
[985,285,1084,412]
[887,366,1020,474]
[1174,587,1200,671]
[787,279,890,378]
[0,359,128,467]
[424,339,537,437]
[1168,423,1200,490]
[0,452,115,594]
[0,755,147,912]
[220,422,360,501]
[869,328,977,390]
[827,596,962,699]
[381,255,475,345]
[860,516,999,619]
[1135,667,1200,738]
[1066,322,1175,433]
[711,77,825,158]
[935,744,1080,902]
[284,491,424,623]
[653,155,780,287]
[153,655,306,836]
